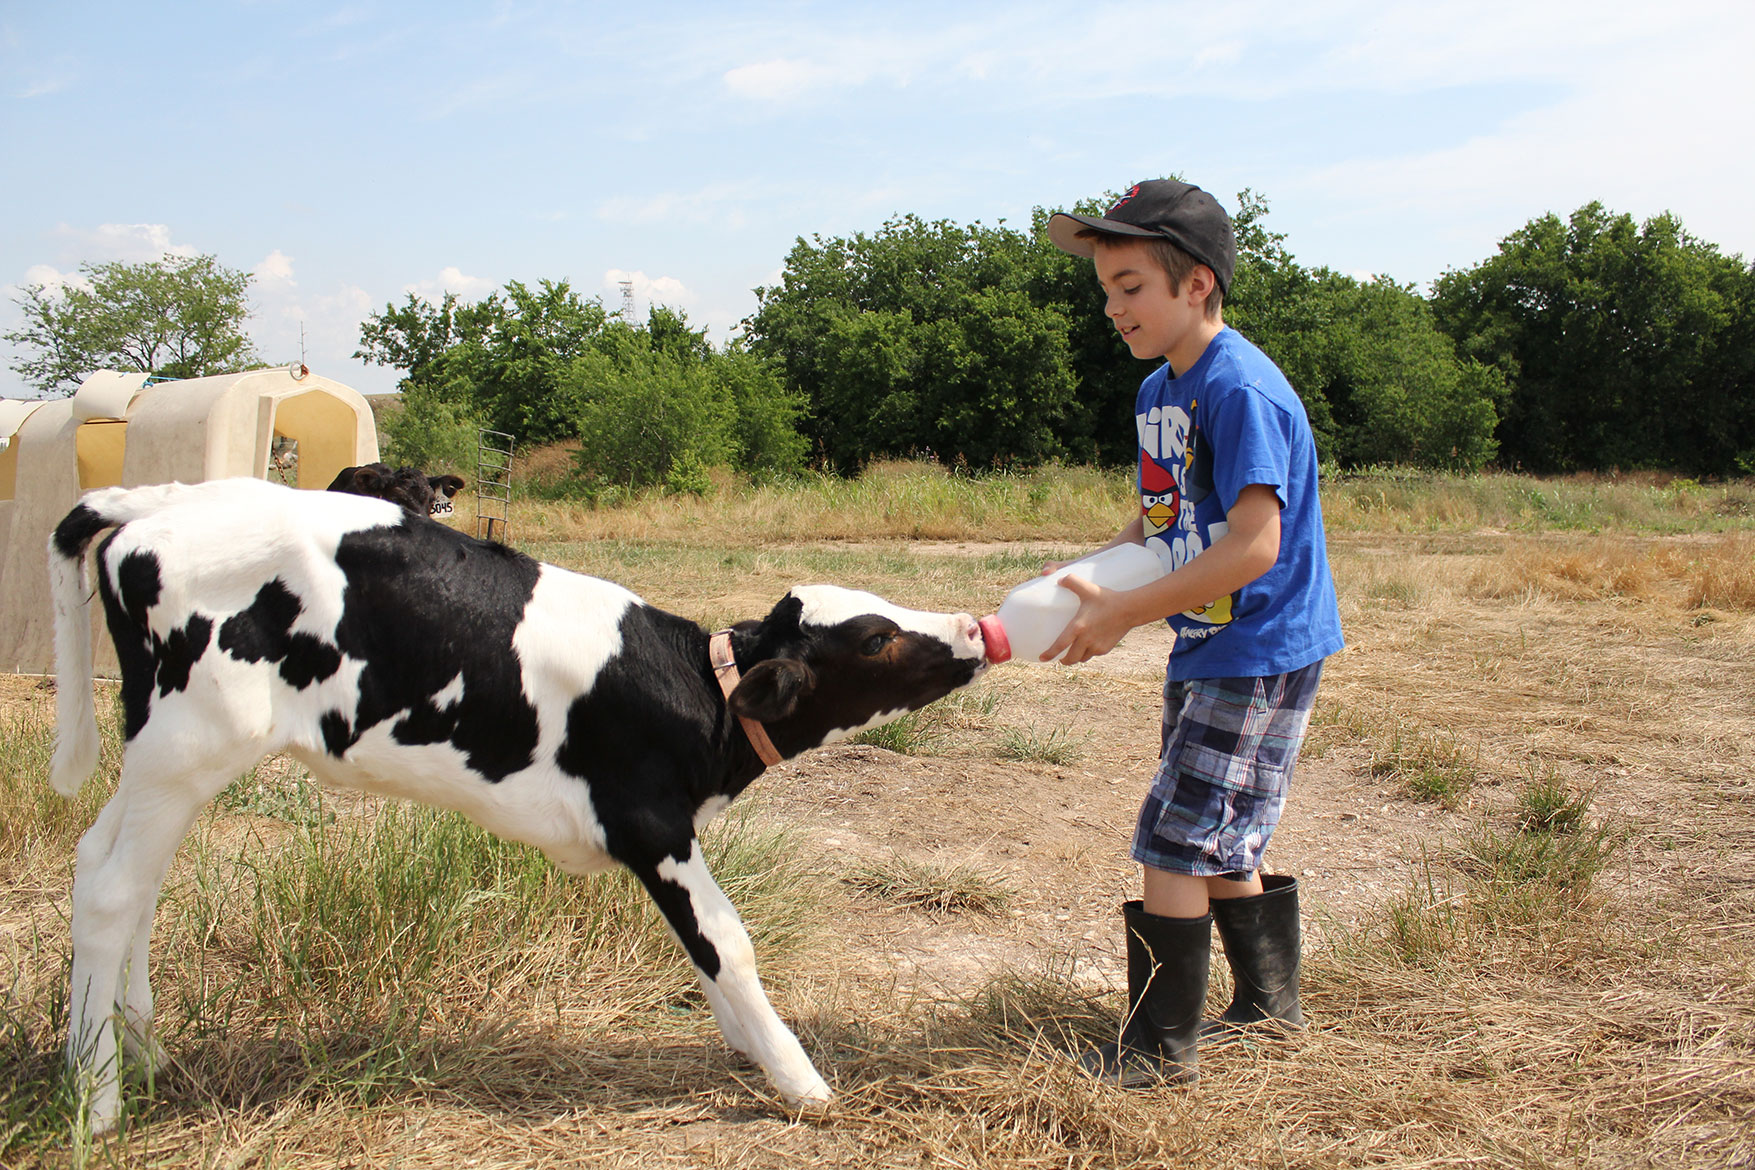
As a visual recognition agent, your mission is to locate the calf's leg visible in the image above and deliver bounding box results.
[636,840,831,1106]
[67,750,255,1133]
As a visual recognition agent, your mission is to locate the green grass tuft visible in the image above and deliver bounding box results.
[994,724,1086,766]
[1369,724,1479,808]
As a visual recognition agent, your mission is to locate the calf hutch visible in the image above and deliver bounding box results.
[0,366,379,676]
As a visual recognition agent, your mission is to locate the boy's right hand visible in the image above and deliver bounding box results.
[1039,560,1072,576]
[1043,574,1134,664]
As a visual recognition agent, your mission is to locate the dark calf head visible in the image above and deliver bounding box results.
[728,586,987,753]
[327,464,466,516]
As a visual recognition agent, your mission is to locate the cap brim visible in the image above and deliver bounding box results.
[1047,212,1162,258]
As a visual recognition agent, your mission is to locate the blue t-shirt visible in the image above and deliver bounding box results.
[1136,327,1344,680]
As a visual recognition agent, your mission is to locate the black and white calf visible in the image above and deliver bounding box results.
[49,477,988,1132]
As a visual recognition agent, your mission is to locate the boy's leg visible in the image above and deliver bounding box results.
[1193,662,1322,1038]
[1128,664,1323,1052]
[1143,868,1262,917]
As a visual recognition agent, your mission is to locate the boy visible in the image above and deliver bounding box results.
[1042,179,1344,1086]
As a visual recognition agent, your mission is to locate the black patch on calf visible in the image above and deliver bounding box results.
[319,709,355,756]
[219,579,301,663]
[93,542,215,729]
[392,696,460,746]
[555,604,728,978]
[328,522,543,780]
[279,634,342,689]
[115,550,163,628]
[219,578,341,689]
[555,604,725,818]
[640,869,722,979]
[52,504,111,561]
[155,615,212,696]
[95,534,157,741]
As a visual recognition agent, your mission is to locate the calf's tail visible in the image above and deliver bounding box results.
[47,486,169,796]
[48,501,120,795]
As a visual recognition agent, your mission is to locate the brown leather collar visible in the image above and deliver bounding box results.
[709,630,783,768]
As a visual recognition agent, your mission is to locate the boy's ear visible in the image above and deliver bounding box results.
[1188,263,1217,301]
[729,659,817,723]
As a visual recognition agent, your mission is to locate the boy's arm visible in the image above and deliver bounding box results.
[1043,484,1282,665]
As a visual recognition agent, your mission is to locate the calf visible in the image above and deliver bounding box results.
[49,477,988,1133]
[326,462,466,516]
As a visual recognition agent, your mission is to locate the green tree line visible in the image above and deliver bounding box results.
[12,195,1753,480]
[352,280,807,491]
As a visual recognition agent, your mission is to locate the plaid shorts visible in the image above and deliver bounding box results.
[1131,662,1324,878]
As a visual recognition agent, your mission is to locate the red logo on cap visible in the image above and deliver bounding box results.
[1108,185,1140,215]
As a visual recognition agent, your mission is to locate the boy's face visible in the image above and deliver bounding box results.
[1093,238,1217,374]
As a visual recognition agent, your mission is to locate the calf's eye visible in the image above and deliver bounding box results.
[860,633,892,656]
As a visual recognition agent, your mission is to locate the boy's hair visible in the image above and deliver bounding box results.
[1078,228,1225,322]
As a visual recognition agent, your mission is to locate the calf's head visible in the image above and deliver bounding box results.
[728,585,987,752]
[327,463,466,516]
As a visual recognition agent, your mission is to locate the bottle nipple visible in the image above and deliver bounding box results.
[977,614,1011,663]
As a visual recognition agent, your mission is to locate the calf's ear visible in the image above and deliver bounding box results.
[729,659,816,723]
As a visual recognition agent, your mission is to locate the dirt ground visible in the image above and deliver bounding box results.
[4,527,1752,1167]
[757,617,1432,1000]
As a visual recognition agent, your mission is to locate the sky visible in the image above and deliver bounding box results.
[3,0,1753,400]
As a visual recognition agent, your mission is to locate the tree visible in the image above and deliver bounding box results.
[1222,192,1502,470]
[1298,275,1503,470]
[6,253,259,394]
[359,285,808,484]
[358,279,609,444]
[745,215,1078,470]
[1432,203,1755,475]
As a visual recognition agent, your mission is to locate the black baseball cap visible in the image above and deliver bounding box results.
[1048,179,1236,294]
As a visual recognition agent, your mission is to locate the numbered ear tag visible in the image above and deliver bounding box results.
[430,498,455,517]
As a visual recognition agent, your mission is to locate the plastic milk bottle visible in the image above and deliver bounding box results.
[977,542,1171,664]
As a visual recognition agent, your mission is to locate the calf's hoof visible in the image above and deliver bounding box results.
[778,1074,833,1111]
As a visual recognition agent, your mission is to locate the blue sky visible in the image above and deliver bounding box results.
[4,0,1752,399]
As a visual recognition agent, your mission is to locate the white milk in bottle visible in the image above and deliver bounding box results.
[977,542,1170,664]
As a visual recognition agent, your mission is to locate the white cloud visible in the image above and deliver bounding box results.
[723,57,842,101]
[15,264,90,295]
[255,250,296,284]
[19,76,71,99]
[15,51,79,99]
[1287,3,1755,273]
[250,276,381,387]
[53,223,201,265]
[603,269,694,321]
[401,266,498,300]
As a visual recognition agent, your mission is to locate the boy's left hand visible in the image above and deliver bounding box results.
[1042,575,1131,664]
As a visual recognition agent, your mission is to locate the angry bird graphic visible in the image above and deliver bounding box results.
[1140,447,1178,537]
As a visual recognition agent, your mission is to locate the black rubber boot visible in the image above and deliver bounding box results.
[1080,901,1210,1087]
[1204,873,1303,1040]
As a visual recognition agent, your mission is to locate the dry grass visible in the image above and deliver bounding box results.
[843,854,1015,917]
[1473,530,1755,610]
[2,466,1752,1168]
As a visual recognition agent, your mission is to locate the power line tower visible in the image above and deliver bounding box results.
[619,279,636,324]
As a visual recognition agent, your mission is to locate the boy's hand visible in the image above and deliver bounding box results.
[1042,574,1132,664]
